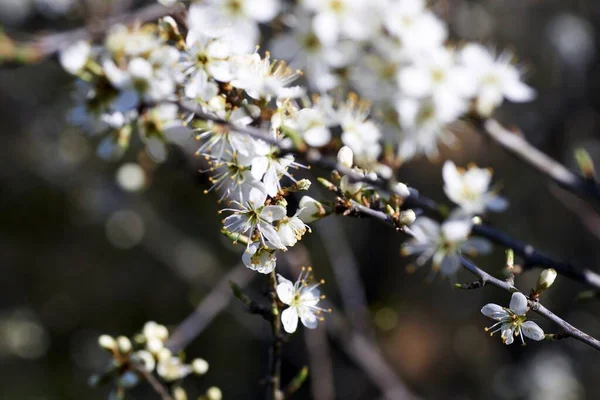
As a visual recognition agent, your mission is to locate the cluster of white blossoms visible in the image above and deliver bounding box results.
[402,161,505,279]
[57,0,548,348]
[271,0,536,161]
[93,322,212,399]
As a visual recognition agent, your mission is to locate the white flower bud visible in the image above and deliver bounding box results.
[98,335,117,352]
[337,146,354,169]
[399,210,416,225]
[393,182,411,199]
[132,350,156,372]
[340,175,363,196]
[156,348,173,362]
[173,387,188,400]
[146,338,164,353]
[206,387,223,400]
[192,358,209,375]
[294,178,311,191]
[298,196,326,223]
[536,268,557,292]
[117,336,132,354]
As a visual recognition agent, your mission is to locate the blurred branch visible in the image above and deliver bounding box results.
[325,302,418,400]
[314,207,376,339]
[0,2,185,65]
[549,184,600,243]
[131,364,174,400]
[304,327,335,400]
[481,118,600,201]
[166,264,256,353]
[284,251,418,400]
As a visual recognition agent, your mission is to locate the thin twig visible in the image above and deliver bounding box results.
[481,118,600,201]
[304,328,335,400]
[166,264,255,353]
[313,207,376,339]
[131,364,174,400]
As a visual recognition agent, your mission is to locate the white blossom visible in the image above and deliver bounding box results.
[481,292,545,345]
[443,161,507,215]
[230,52,304,100]
[402,217,491,278]
[59,40,91,75]
[460,43,536,117]
[242,242,278,274]
[222,186,287,249]
[276,267,328,333]
[157,356,193,382]
[277,209,310,247]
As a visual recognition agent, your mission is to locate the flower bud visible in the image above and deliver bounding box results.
[536,268,557,292]
[393,182,410,199]
[206,387,223,400]
[340,175,363,196]
[117,336,132,354]
[399,210,416,225]
[298,196,326,223]
[337,146,354,169]
[98,335,117,352]
[173,387,188,400]
[294,178,311,191]
[192,358,209,375]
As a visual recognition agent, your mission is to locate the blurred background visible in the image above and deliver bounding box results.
[2,0,600,399]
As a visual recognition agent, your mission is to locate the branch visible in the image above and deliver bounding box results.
[166,264,256,353]
[176,98,600,291]
[333,192,600,351]
[1,3,184,64]
[130,364,174,400]
[481,118,600,201]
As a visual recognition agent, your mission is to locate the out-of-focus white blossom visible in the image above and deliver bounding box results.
[276,267,328,333]
[443,161,507,215]
[481,292,545,345]
[402,217,491,278]
[460,44,536,116]
[230,52,305,100]
[59,40,91,75]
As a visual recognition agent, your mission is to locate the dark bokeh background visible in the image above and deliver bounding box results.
[2,0,600,399]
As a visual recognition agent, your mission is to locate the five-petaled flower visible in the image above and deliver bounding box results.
[276,267,329,333]
[481,292,545,346]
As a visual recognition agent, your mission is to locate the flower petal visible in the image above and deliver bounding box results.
[521,321,544,341]
[281,307,299,333]
[276,276,294,305]
[299,309,318,329]
[509,292,528,315]
[481,304,507,320]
